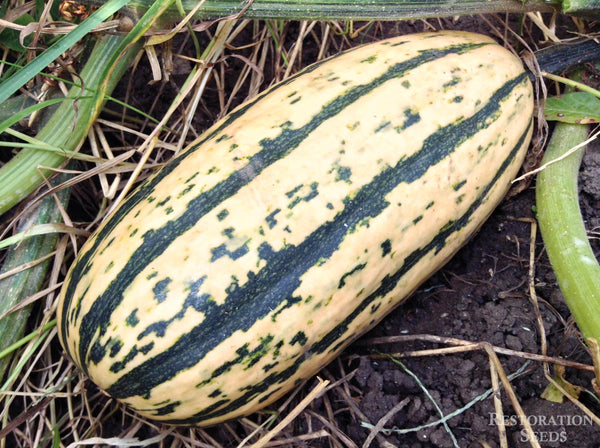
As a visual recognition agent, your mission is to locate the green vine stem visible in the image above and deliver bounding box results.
[0,34,142,215]
[103,0,557,23]
[0,0,177,216]
[0,174,70,379]
[536,122,600,343]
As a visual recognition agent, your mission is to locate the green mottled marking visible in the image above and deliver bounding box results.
[375,120,392,133]
[285,184,303,198]
[332,163,352,184]
[381,239,391,257]
[153,401,182,417]
[290,96,301,105]
[338,263,367,288]
[104,261,114,274]
[263,362,278,372]
[96,236,115,257]
[346,121,360,131]
[210,240,250,262]
[110,345,138,372]
[156,196,171,207]
[413,215,423,225]
[225,275,239,295]
[396,108,421,132]
[287,182,319,209]
[109,342,154,373]
[402,80,410,88]
[208,389,222,398]
[178,184,195,198]
[357,217,371,229]
[216,209,229,221]
[247,336,275,369]
[185,172,199,183]
[273,340,284,358]
[452,96,464,103]
[139,277,211,346]
[265,209,280,229]
[197,337,275,386]
[290,331,307,346]
[361,55,377,64]
[129,228,138,238]
[370,303,381,314]
[108,338,123,357]
[216,134,231,143]
[270,296,301,322]
[126,309,139,327]
[443,76,461,89]
[153,278,171,304]
[453,180,467,191]
[479,142,493,154]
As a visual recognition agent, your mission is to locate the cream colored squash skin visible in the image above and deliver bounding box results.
[57,31,534,426]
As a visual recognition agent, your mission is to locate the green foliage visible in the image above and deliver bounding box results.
[544,91,600,123]
[0,0,132,105]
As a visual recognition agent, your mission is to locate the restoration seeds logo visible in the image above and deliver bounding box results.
[489,413,594,444]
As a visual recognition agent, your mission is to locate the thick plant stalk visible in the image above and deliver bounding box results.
[0,174,70,378]
[119,0,556,23]
[0,0,177,216]
[0,34,142,214]
[536,122,600,343]
[563,0,600,16]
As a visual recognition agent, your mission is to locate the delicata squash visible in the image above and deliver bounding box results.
[57,31,534,426]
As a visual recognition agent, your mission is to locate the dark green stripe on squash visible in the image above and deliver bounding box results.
[57,31,534,426]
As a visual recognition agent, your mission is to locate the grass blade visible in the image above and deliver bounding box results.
[0,0,131,104]
[0,176,70,379]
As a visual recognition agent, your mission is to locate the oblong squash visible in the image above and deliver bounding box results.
[57,31,534,426]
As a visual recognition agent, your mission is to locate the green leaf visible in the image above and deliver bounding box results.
[543,91,600,123]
